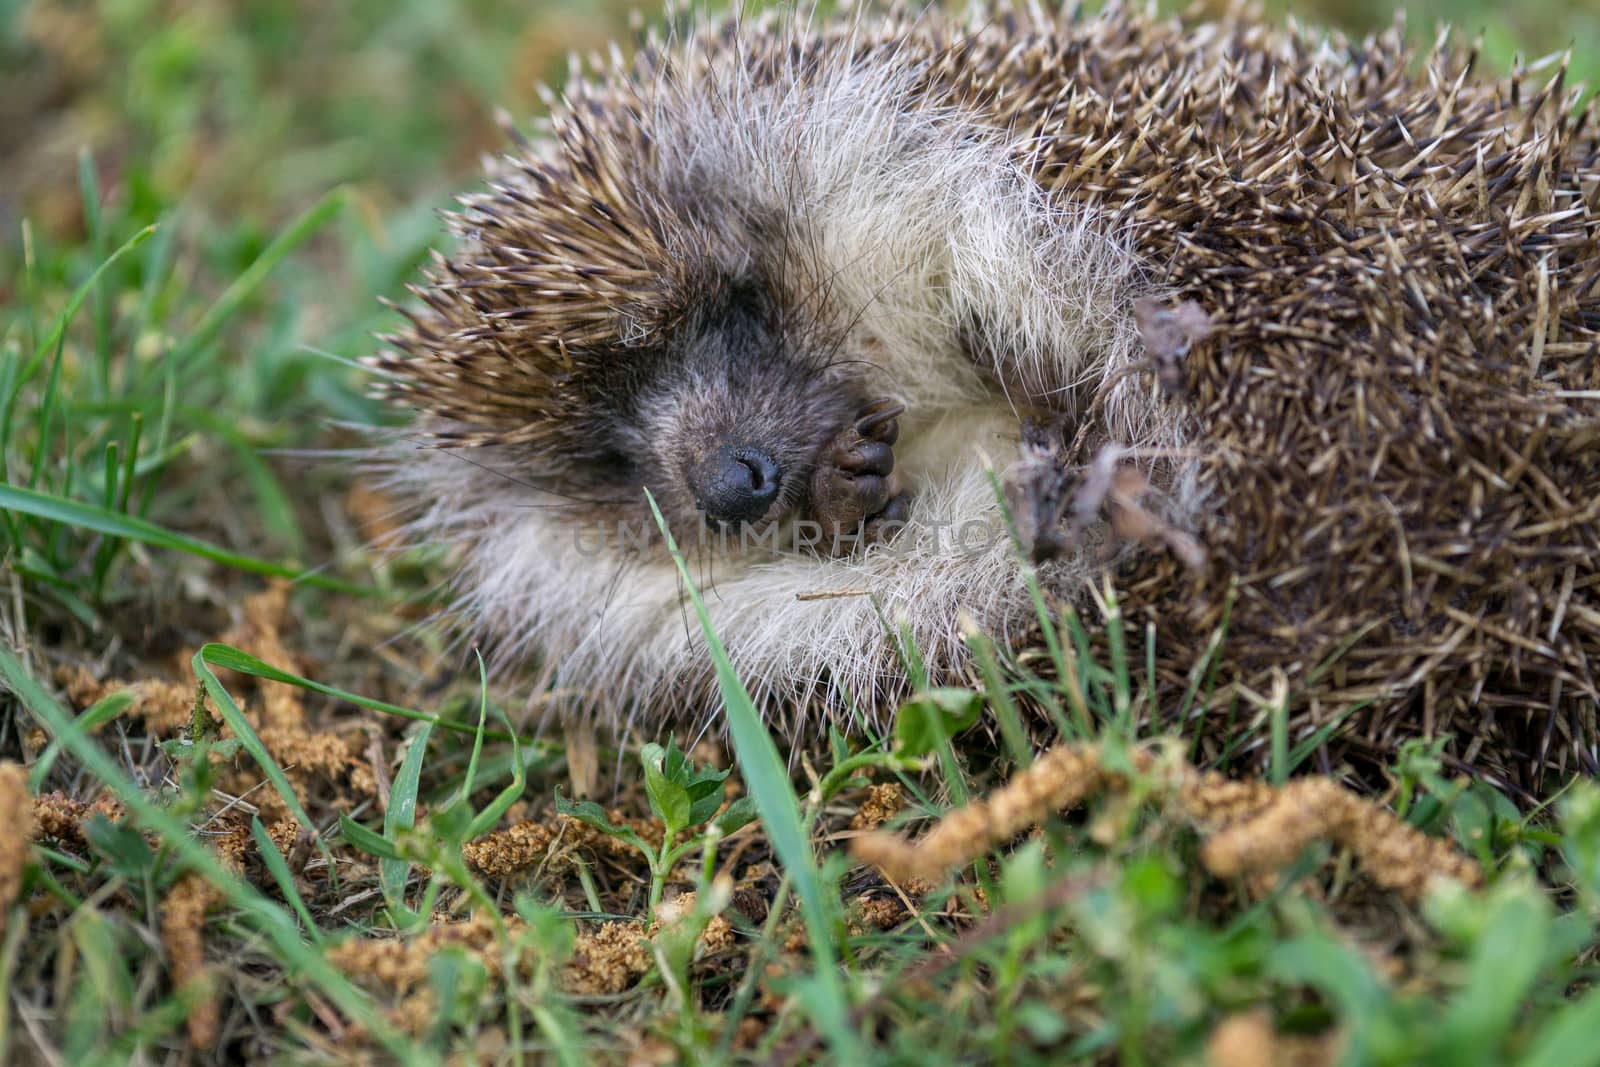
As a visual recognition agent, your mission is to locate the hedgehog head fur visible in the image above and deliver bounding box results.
[373,1,1600,787]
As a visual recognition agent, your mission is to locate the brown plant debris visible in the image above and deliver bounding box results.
[462,811,666,878]
[208,584,370,821]
[850,783,905,831]
[852,742,1481,903]
[264,818,302,858]
[851,895,908,934]
[57,663,197,736]
[0,764,35,937]
[460,819,559,878]
[55,583,369,824]
[32,791,127,847]
[329,914,509,994]
[256,726,357,780]
[1206,1010,1338,1067]
[1206,1011,1276,1067]
[566,921,654,995]
[653,891,739,956]
[1195,775,1482,899]
[160,822,249,1050]
[329,913,655,1001]
[221,582,306,732]
[699,913,736,955]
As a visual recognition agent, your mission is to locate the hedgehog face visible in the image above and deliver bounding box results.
[619,285,865,536]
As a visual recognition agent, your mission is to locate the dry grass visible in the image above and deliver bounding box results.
[853,741,1482,902]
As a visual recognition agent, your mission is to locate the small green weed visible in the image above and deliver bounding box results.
[556,738,758,922]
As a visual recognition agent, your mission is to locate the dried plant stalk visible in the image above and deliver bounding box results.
[160,824,249,1049]
[852,742,1481,902]
[852,745,1109,883]
[0,764,35,938]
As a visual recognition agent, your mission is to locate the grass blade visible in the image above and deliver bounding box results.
[26,329,68,491]
[1518,987,1600,1067]
[461,668,525,840]
[0,645,419,1061]
[381,720,435,921]
[191,648,335,873]
[195,643,544,748]
[17,225,156,389]
[166,188,347,379]
[1,224,154,496]
[250,816,324,943]
[29,688,136,791]
[643,490,859,1059]
[0,483,373,597]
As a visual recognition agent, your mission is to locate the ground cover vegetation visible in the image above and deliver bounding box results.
[2,1,1598,1062]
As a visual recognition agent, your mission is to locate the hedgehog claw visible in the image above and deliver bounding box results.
[854,399,904,444]
[834,438,894,475]
[808,401,911,552]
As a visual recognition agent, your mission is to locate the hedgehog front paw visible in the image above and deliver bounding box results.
[808,399,910,551]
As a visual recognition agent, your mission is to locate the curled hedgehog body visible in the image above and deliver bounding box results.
[375,2,1600,787]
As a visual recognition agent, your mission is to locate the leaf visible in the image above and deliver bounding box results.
[168,187,347,376]
[642,738,731,833]
[83,814,153,879]
[30,689,135,790]
[382,722,434,922]
[23,225,156,382]
[426,948,466,1042]
[1518,987,1600,1067]
[644,753,692,835]
[66,909,131,1062]
[686,774,731,829]
[460,662,527,841]
[339,813,404,862]
[554,791,650,856]
[0,483,373,596]
[1440,886,1551,1061]
[660,739,686,783]
[458,653,490,799]
[196,642,537,749]
[1266,934,1382,1019]
[1016,1002,1069,1045]
[192,648,331,871]
[685,764,731,789]
[429,797,474,844]
[158,735,241,762]
[711,795,759,838]
[893,688,983,757]
[1558,782,1600,906]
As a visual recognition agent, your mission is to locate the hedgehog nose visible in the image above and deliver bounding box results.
[693,443,782,526]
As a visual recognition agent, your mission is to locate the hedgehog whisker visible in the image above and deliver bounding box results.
[812,259,915,376]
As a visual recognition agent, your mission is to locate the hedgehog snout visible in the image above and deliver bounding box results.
[689,442,783,527]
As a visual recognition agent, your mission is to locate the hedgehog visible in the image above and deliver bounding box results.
[372,1,1600,792]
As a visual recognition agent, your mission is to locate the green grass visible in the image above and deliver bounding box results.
[6,574,1600,1062]
[4,0,1600,1062]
